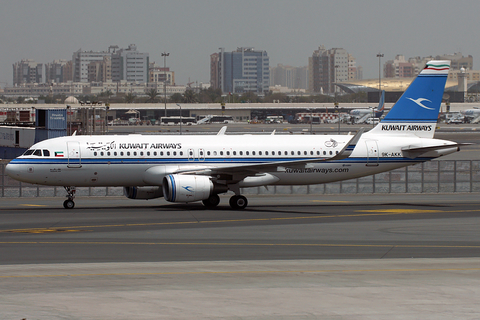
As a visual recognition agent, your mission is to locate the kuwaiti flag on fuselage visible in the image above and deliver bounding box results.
[370,60,450,138]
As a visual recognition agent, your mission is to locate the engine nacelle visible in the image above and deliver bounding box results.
[124,186,163,200]
[162,174,214,203]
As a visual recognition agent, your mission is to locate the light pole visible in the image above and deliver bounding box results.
[162,52,170,118]
[377,53,384,102]
[176,103,182,135]
[334,65,340,134]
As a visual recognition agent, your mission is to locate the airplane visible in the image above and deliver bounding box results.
[350,90,385,123]
[6,60,465,210]
[462,107,480,123]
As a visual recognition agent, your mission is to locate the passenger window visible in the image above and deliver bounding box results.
[317,151,320,155]
[127,152,130,156]
[167,151,170,156]
[291,151,294,155]
[153,152,157,156]
[173,151,177,156]
[284,151,287,155]
[226,151,230,156]
[265,151,268,156]
[180,151,183,156]
[246,151,249,155]
[252,151,255,155]
[33,149,42,156]
[304,151,307,155]
[147,152,150,156]
[160,151,164,156]
[310,151,314,155]
[114,152,117,156]
[233,151,236,156]
[239,151,243,156]
[140,152,144,156]
[220,151,224,156]
[213,151,217,156]
[94,152,98,156]
[43,150,50,157]
[259,151,262,155]
[207,151,211,156]
[272,151,275,155]
[323,151,326,155]
[107,152,111,156]
[133,152,137,156]
[329,151,333,155]
[297,151,301,155]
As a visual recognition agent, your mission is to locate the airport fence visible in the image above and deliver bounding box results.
[1,160,480,198]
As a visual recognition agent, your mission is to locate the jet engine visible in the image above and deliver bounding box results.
[124,186,163,200]
[163,174,225,203]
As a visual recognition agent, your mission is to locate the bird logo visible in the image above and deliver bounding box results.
[407,97,434,110]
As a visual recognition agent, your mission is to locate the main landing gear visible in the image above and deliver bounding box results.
[63,186,76,209]
[201,194,248,210]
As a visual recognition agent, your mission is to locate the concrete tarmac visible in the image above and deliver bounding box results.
[1,194,480,319]
[1,258,479,319]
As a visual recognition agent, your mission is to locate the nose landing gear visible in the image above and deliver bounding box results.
[63,186,76,209]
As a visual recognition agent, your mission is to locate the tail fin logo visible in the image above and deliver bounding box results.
[406,97,434,110]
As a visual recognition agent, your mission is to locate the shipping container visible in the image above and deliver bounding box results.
[36,109,67,130]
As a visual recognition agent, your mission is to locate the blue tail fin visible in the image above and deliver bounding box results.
[369,60,450,138]
[374,90,385,118]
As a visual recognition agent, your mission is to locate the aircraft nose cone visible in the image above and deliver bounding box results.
[5,161,22,179]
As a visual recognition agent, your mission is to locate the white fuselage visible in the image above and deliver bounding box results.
[6,132,457,188]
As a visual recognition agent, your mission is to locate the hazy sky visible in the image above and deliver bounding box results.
[1,0,479,87]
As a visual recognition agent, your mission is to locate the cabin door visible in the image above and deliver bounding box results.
[365,140,379,166]
[67,141,82,168]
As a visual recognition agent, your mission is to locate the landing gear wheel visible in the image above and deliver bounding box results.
[229,195,248,210]
[63,186,76,209]
[63,199,75,209]
[202,194,220,208]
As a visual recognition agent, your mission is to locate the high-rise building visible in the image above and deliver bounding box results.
[308,46,356,94]
[269,64,308,90]
[149,62,175,85]
[211,47,270,94]
[72,48,114,82]
[45,59,72,83]
[87,56,112,83]
[384,55,416,78]
[111,44,149,83]
[12,59,43,85]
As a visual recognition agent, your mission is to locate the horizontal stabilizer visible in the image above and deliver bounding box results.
[401,143,471,159]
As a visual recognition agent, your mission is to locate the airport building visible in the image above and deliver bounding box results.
[210,47,270,94]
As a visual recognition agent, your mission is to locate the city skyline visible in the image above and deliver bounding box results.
[1,0,479,88]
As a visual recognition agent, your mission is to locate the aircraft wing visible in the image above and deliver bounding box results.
[174,128,364,179]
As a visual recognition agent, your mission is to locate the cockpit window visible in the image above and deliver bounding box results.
[33,150,42,156]
[43,150,50,157]
[23,149,34,156]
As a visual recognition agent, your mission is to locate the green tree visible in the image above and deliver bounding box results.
[146,89,159,103]
[124,93,136,103]
[169,93,184,103]
[183,89,197,103]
